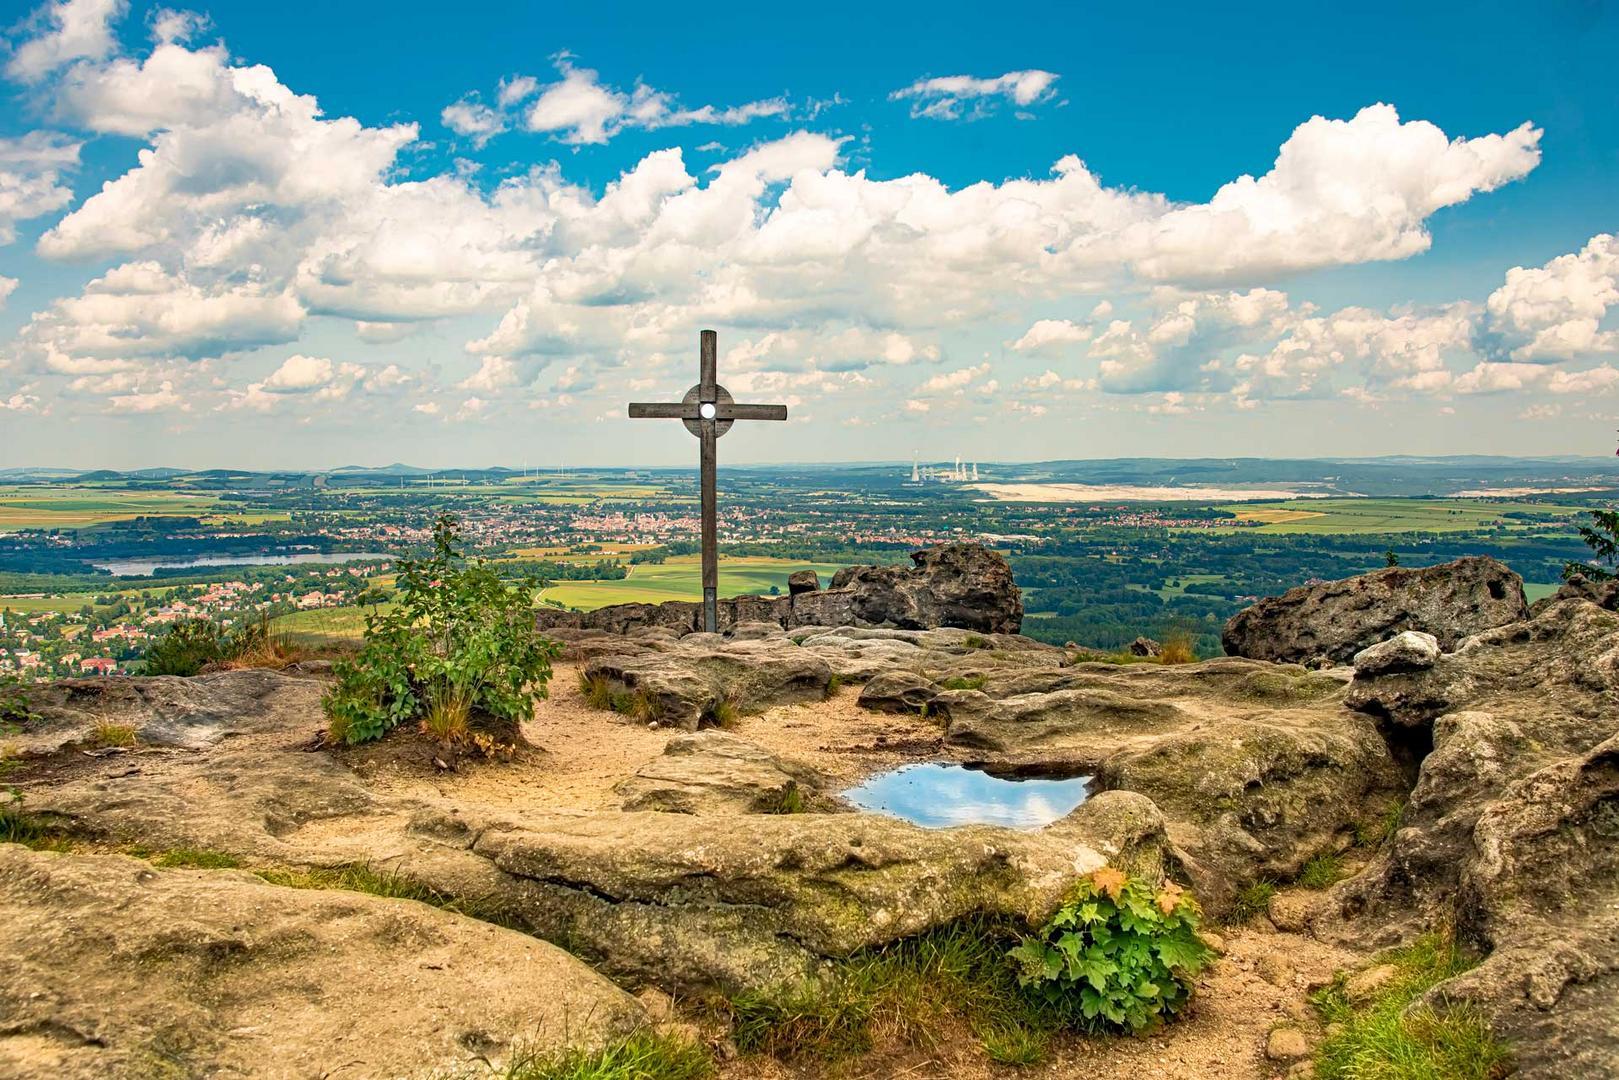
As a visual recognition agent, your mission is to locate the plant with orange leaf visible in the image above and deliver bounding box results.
[1008,867,1213,1033]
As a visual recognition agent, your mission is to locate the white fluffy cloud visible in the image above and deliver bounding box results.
[891,70,1059,119]
[5,0,123,83]
[1010,319,1093,352]
[0,131,79,244]
[1481,233,1619,361]
[1126,105,1541,281]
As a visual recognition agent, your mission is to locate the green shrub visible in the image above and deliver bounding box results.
[145,618,230,676]
[323,514,559,745]
[1009,868,1213,1032]
[1312,933,1512,1080]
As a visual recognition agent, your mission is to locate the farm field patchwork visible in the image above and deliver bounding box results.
[1217,498,1586,534]
[537,554,849,610]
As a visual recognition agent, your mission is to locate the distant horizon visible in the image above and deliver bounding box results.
[5,452,1619,478]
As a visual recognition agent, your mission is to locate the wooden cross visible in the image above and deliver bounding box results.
[629,330,788,632]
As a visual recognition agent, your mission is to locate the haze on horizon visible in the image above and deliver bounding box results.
[0,0,1616,471]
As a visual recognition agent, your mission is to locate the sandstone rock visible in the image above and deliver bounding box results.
[0,847,644,1080]
[1266,892,1315,933]
[1256,952,1295,986]
[1325,597,1619,1077]
[1128,636,1163,657]
[583,640,833,730]
[537,542,1022,637]
[1536,572,1619,613]
[1352,631,1441,676]
[2,668,322,756]
[855,670,940,713]
[1223,556,1528,665]
[615,731,829,814]
[1266,1026,1310,1061]
[1344,963,1398,1002]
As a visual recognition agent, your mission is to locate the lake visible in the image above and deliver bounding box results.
[93,552,389,577]
[841,762,1091,829]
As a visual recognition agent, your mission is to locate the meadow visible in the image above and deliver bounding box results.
[537,554,848,609]
[0,486,223,531]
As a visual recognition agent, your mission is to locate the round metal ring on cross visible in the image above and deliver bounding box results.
[681,384,735,437]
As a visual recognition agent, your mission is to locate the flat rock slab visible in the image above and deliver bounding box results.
[0,846,644,1080]
[615,730,832,813]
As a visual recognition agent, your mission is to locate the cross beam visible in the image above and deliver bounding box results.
[628,330,787,632]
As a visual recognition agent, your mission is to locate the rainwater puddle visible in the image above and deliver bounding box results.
[841,762,1090,829]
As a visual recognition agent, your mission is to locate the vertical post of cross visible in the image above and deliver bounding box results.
[627,330,787,636]
[698,329,719,633]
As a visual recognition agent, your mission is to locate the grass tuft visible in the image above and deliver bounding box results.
[764,781,806,815]
[1158,632,1197,665]
[579,672,615,711]
[1356,801,1407,848]
[492,1030,712,1080]
[254,862,513,925]
[961,635,991,650]
[729,917,1059,1063]
[90,720,137,749]
[823,673,844,699]
[1229,879,1277,923]
[1312,933,1512,1080]
[1298,853,1345,890]
[938,674,988,692]
[704,695,740,730]
[153,847,242,869]
[421,687,473,744]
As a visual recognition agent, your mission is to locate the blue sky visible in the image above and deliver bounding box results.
[0,0,1615,468]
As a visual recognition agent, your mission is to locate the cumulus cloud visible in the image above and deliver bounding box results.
[891,69,1059,120]
[1481,233,1619,361]
[0,130,79,244]
[1126,105,1541,282]
[0,277,15,307]
[1010,319,1092,352]
[440,96,504,147]
[5,0,123,83]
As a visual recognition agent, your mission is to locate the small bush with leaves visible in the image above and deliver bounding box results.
[1009,867,1213,1033]
[324,514,559,746]
[144,618,230,676]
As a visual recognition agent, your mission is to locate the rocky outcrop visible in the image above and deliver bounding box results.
[615,731,831,813]
[0,846,644,1080]
[1535,572,1619,613]
[1222,556,1528,665]
[1351,630,1440,676]
[1327,597,1619,1077]
[536,542,1023,637]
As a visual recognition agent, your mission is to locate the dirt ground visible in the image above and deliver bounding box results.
[356,662,951,813]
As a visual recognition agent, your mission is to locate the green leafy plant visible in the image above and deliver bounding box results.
[938,674,989,691]
[323,514,559,746]
[1009,868,1213,1033]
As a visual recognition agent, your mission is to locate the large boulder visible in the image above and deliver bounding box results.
[536,542,1022,637]
[1222,556,1528,665]
[0,847,644,1080]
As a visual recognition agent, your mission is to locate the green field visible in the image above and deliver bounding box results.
[0,486,223,531]
[1218,498,1585,535]
[537,554,848,610]
[272,605,389,646]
